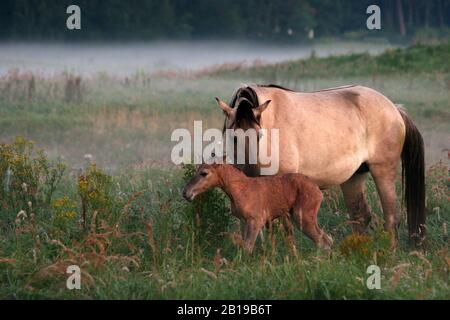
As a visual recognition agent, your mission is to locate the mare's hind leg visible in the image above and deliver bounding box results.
[292,194,333,249]
[368,162,400,240]
[340,172,372,234]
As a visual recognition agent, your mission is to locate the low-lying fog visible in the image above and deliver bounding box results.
[0,40,396,76]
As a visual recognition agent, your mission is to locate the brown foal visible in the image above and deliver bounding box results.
[182,163,333,253]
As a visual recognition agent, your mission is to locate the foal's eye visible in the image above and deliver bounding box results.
[200,171,208,177]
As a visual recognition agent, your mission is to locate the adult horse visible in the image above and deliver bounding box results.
[215,84,425,245]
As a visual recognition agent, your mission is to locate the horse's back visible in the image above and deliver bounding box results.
[251,85,406,187]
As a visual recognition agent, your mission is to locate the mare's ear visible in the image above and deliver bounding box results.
[253,100,271,118]
[215,97,235,118]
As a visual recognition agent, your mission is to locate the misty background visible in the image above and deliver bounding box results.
[1,0,449,75]
[0,1,448,168]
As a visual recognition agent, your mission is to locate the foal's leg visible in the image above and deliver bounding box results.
[244,219,264,253]
[340,172,372,234]
[368,162,400,243]
[240,219,247,240]
[292,196,333,249]
[282,214,298,256]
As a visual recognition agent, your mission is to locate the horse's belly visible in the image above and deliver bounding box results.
[300,155,363,188]
[277,132,367,188]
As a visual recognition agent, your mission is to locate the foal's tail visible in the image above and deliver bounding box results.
[397,106,426,245]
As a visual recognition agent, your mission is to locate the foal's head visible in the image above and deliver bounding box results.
[182,164,222,202]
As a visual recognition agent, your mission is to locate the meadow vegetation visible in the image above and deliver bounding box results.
[0,42,448,299]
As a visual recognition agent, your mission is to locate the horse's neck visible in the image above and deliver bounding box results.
[217,166,248,201]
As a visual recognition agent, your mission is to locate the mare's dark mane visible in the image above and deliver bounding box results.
[257,84,295,92]
[229,84,293,111]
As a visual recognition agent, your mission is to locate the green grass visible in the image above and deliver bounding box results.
[214,42,450,79]
[0,42,449,299]
[0,149,448,299]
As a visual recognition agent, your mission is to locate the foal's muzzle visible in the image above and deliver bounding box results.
[182,188,194,202]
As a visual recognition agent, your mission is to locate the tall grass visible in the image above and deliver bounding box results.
[0,138,448,299]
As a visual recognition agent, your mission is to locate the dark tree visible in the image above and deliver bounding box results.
[396,0,407,36]
[0,0,449,41]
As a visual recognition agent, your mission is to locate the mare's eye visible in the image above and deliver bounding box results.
[200,171,208,177]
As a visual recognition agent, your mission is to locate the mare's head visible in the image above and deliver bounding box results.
[215,96,271,133]
[215,87,271,175]
[182,164,222,202]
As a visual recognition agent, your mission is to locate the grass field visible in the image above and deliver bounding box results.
[0,42,449,299]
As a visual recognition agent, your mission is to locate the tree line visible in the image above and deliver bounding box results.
[0,0,449,41]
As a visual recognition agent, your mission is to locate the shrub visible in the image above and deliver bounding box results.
[77,163,114,230]
[50,195,78,237]
[0,137,65,226]
[339,230,393,265]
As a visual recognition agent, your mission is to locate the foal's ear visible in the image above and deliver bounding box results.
[215,97,234,117]
[253,100,271,118]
